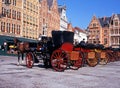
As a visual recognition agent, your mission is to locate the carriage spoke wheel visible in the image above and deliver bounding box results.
[51,49,68,72]
[70,53,82,70]
[87,58,98,67]
[99,52,108,65]
[99,58,108,65]
[26,52,34,68]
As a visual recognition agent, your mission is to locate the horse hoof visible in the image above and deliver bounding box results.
[17,62,20,66]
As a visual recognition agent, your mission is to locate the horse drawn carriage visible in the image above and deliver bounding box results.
[74,42,109,66]
[14,30,119,72]
[16,31,82,72]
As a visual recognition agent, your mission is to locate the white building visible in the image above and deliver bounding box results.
[58,5,68,31]
[74,27,87,44]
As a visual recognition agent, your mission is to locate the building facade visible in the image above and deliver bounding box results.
[88,14,120,48]
[58,5,68,31]
[88,16,110,46]
[47,0,60,36]
[22,0,39,39]
[0,0,22,37]
[73,27,87,44]
[0,0,60,39]
[109,14,120,48]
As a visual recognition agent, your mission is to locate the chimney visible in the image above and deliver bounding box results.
[103,16,106,21]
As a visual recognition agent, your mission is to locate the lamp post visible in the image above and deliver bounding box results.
[4,41,7,53]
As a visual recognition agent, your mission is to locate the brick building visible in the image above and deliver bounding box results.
[88,14,120,48]
[0,0,60,39]
[47,0,60,36]
[109,14,120,48]
[22,0,39,39]
[0,0,22,37]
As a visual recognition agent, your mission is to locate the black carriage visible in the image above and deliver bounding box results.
[25,31,82,71]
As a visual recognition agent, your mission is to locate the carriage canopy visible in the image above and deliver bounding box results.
[52,31,74,47]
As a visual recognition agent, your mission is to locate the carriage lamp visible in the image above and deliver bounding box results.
[4,42,7,46]
[38,37,42,41]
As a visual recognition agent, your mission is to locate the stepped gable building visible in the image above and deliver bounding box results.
[58,5,68,31]
[88,14,120,48]
[109,14,120,48]
[39,0,60,37]
[47,0,60,36]
[98,16,111,47]
[88,15,111,47]
[39,0,49,36]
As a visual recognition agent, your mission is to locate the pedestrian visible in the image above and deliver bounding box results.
[79,38,86,48]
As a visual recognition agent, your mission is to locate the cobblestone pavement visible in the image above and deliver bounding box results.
[0,55,120,88]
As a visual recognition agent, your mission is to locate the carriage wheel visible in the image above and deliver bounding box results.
[51,49,68,72]
[87,58,98,67]
[26,52,34,68]
[87,51,98,67]
[70,53,82,70]
[70,58,82,70]
[99,52,108,65]
[99,58,108,65]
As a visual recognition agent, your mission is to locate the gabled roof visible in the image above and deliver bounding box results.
[117,14,120,19]
[58,5,66,14]
[98,17,111,27]
[74,27,86,34]
[47,0,53,8]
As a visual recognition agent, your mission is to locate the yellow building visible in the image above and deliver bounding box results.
[22,0,39,39]
[0,0,22,37]
[88,16,111,47]
[0,0,60,39]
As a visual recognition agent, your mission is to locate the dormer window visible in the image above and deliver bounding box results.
[115,21,118,26]
[5,0,11,5]
[93,23,96,27]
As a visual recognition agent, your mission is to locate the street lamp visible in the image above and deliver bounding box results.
[3,41,7,53]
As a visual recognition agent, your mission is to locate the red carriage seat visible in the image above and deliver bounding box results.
[61,42,73,52]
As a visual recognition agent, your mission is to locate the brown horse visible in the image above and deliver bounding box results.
[14,38,29,65]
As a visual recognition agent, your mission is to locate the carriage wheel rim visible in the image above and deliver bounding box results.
[70,57,82,70]
[99,58,108,65]
[51,49,68,71]
[87,58,98,67]
[26,53,34,68]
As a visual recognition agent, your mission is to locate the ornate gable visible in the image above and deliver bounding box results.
[88,15,101,29]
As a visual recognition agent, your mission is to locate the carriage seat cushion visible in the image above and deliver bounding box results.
[61,42,73,52]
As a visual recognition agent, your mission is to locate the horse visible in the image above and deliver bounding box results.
[14,38,29,65]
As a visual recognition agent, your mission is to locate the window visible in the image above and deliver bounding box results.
[111,29,114,34]
[104,30,107,35]
[6,9,11,18]
[2,0,5,2]
[1,22,5,32]
[12,24,14,33]
[17,25,20,34]
[17,12,21,20]
[93,23,96,27]
[115,21,118,26]
[13,0,16,6]
[14,24,15,33]
[115,29,118,34]
[115,38,118,44]
[6,23,10,33]
[104,38,107,45]
[12,10,16,19]
[2,7,6,16]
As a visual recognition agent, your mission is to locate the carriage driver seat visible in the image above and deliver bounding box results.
[61,42,73,52]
